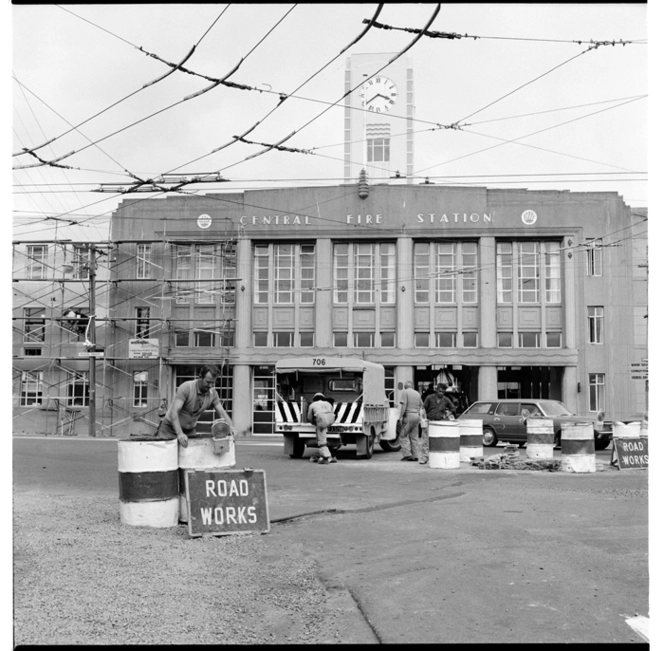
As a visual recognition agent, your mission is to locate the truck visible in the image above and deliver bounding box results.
[274,356,401,459]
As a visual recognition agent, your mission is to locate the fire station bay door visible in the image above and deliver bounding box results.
[252,365,275,435]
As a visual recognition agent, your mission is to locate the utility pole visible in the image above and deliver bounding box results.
[88,244,97,437]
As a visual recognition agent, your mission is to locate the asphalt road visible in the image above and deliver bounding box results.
[13,435,649,644]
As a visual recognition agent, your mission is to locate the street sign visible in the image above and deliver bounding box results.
[612,437,648,470]
[78,351,104,357]
[184,469,270,538]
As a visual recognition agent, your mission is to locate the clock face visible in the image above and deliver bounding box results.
[359,76,398,114]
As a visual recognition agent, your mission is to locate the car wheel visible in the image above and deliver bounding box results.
[553,431,561,449]
[482,427,498,447]
[594,436,611,451]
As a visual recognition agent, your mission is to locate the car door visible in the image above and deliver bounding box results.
[492,401,521,441]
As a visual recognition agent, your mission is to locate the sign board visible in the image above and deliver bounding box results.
[128,338,159,359]
[612,437,649,470]
[78,351,104,357]
[185,469,270,538]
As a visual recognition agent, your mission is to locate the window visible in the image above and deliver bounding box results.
[588,306,604,344]
[497,332,512,348]
[253,243,316,305]
[27,245,47,279]
[546,332,562,348]
[219,323,235,348]
[414,332,430,347]
[174,245,192,304]
[273,332,294,347]
[333,243,396,305]
[133,371,148,408]
[194,330,215,347]
[589,373,605,412]
[20,371,43,406]
[24,308,46,342]
[367,137,390,162]
[353,332,374,347]
[586,238,603,276]
[414,241,478,305]
[518,242,540,303]
[380,332,395,347]
[333,332,348,347]
[137,244,152,279]
[435,332,456,348]
[136,307,151,338]
[544,242,561,303]
[72,246,89,280]
[462,332,478,348]
[496,242,513,304]
[519,332,540,348]
[174,330,189,346]
[300,332,314,347]
[254,332,268,347]
[67,371,89,407]
[196,245,216,304]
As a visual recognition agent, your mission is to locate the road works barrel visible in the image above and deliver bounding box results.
[178,429,235,522]
[561,422,595,473]
[118,437,179,527]
[458,419,483,462]
[526,418,555,459]
[428,420,460,469]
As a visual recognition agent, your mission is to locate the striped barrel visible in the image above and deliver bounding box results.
[526,418,554,459]
[561,422,595,473]
[459,419,483,462]
[178,434,236,522]
[428,420,460,469]
[118,438,179,527]
[613,422,641,438]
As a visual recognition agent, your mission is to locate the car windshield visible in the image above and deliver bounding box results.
[538,401,572,417]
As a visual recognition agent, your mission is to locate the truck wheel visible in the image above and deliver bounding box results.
[379,421,402,452]
[356,432,375,459]
[289,436,305,459]
[594,436,610,451]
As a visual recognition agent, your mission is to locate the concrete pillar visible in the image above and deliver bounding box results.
[479,235,496,348]
[397,235,413,349]
[315,239,332,348]
[562,365,578,412]
[232,364,251,436]
[236,237,252,349]
[563,235,577,349]
[478,365,497,400]
[395,366,413,393]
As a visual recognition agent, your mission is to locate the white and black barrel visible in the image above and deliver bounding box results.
[118,437,179,527]
[561,422,596,473]
[428,420,460,469]
[526,418,555,459]
[178,421,235,523]
[459,419,483,462]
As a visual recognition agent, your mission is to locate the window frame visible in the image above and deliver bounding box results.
[27,245,48,280]
[588,306,604,344]
[588,373,605,412]
[133,371,149,408]
[20,371,43,406]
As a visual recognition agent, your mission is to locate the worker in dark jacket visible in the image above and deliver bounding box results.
[419,384,456,465]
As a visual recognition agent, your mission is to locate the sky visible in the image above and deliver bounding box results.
[10,2,649,242]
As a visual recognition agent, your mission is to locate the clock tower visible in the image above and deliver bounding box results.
[344,53,414,183]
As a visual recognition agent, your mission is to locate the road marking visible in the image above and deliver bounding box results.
[625,616,649,642]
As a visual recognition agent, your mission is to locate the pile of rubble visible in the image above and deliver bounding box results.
[469,445,561,472]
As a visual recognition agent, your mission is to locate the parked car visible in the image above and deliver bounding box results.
[457,399,612,450]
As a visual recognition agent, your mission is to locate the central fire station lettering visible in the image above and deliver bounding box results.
[204,479,249,497]
[416,212,493,223]
[347,214,383,224]
[240,215,311,225]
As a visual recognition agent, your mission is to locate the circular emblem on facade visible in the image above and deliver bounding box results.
[521,210,537,225]
[197,214,212,229]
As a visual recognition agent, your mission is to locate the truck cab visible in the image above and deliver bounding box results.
[274,357,400,459]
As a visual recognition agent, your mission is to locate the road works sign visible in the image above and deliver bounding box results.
[184,469,270,538]
[612,437,649,470]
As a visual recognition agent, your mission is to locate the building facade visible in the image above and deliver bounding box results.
[13,181,647,437]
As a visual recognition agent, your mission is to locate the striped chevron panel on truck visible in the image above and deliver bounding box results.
[276,401,302,423]
[334,402,362,424]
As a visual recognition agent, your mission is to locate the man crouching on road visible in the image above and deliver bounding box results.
[307,393,337,465]
[157,365,236,447]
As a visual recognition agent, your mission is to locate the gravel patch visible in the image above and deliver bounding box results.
[13,492,364,645]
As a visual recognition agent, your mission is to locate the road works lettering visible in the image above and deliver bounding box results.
[200,505,258,525]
